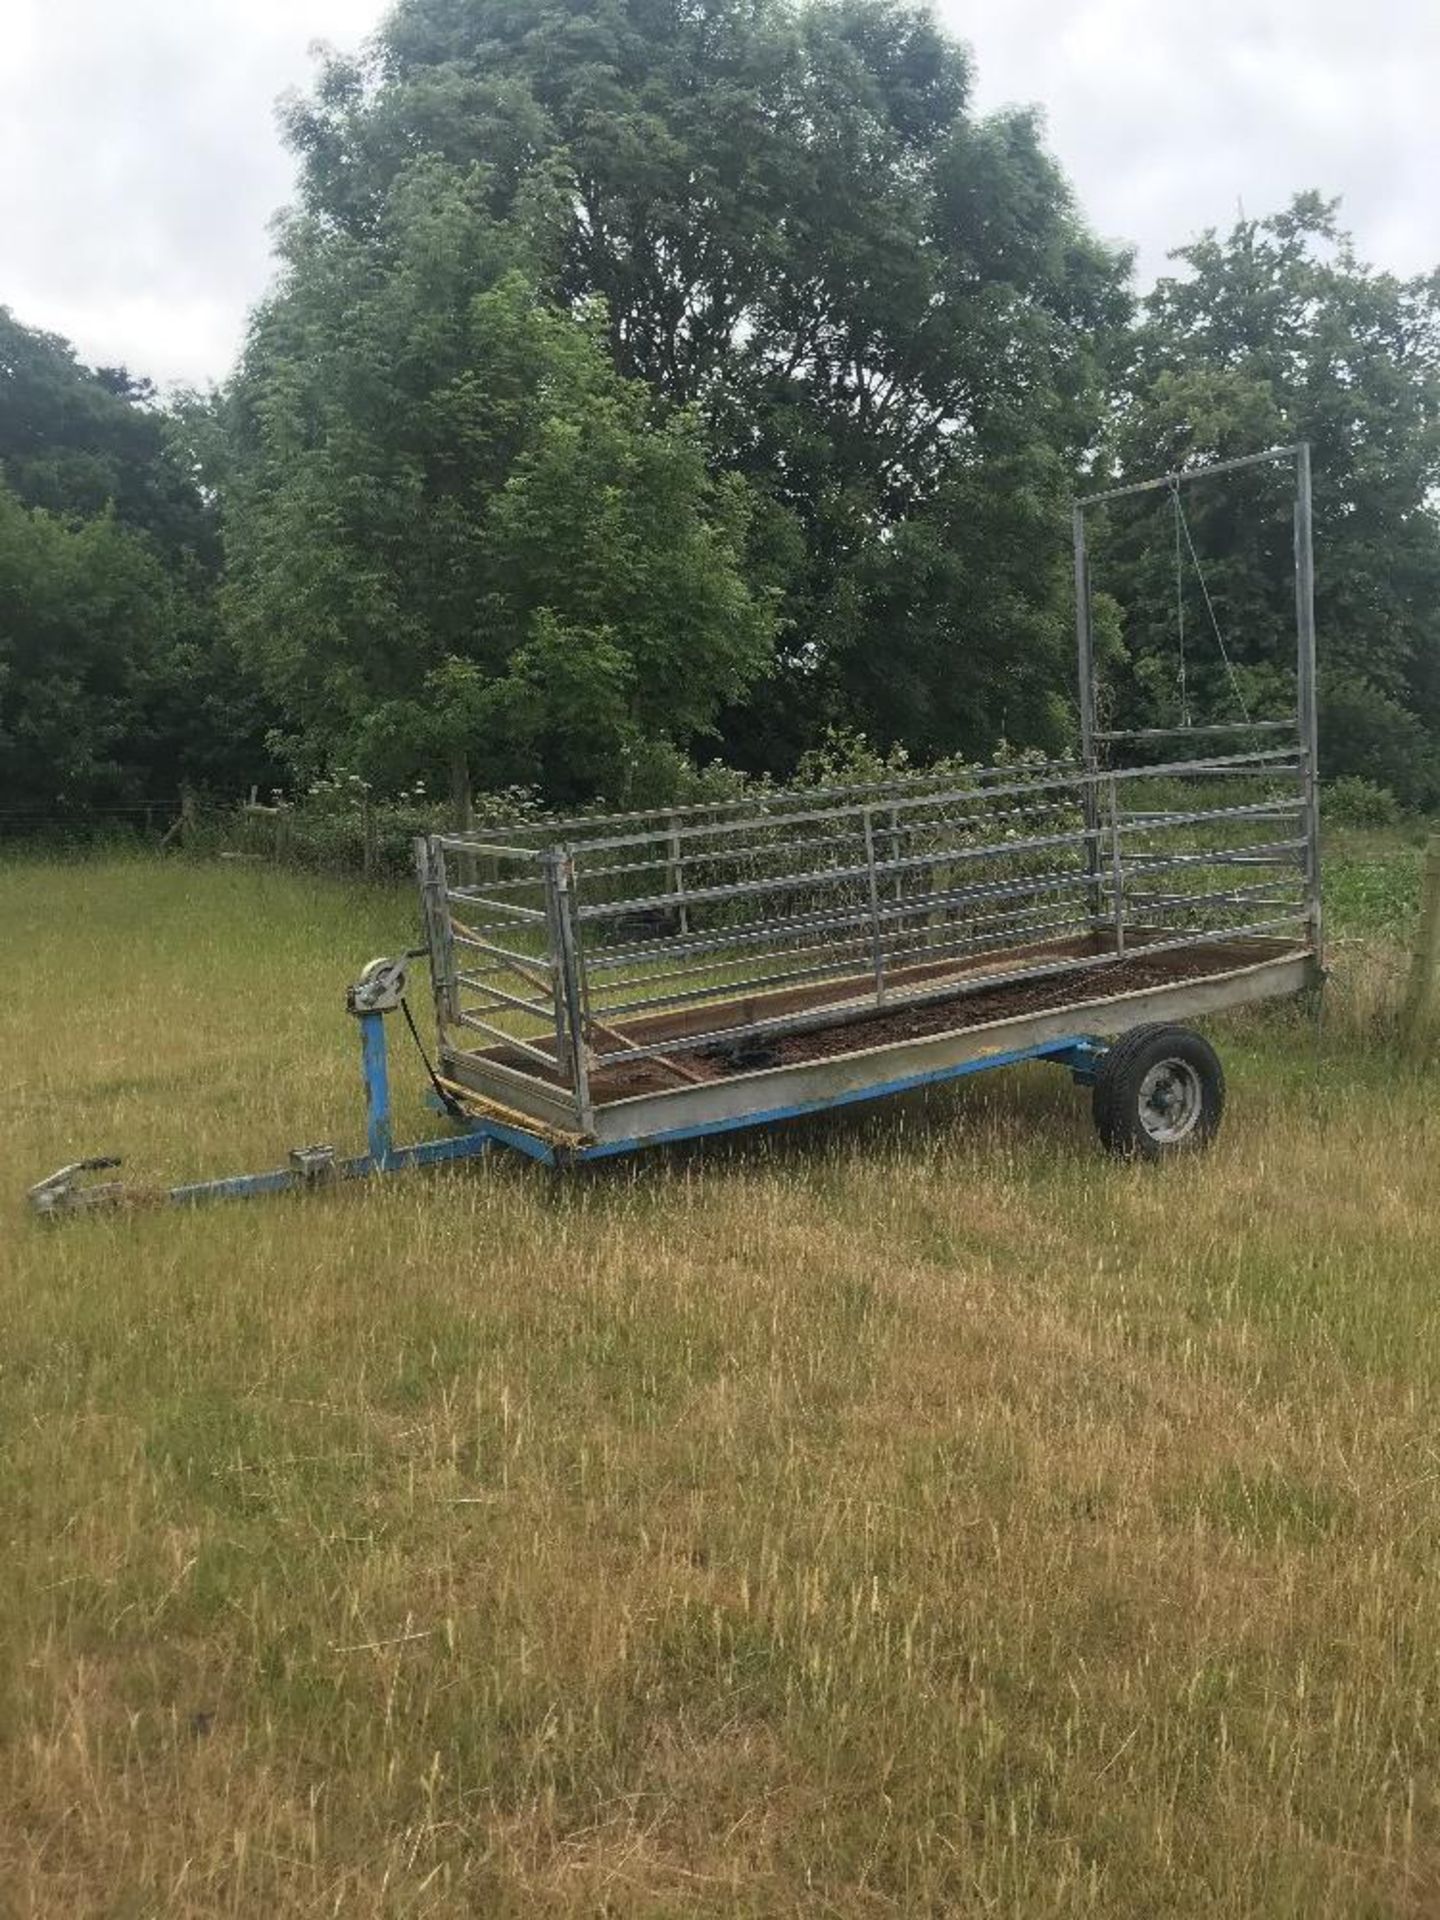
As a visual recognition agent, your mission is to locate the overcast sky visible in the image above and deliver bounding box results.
[2,0,1436,389]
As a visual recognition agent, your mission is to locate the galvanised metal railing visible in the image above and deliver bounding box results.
[418,739,1315,1114]
[417,445,1320,1128]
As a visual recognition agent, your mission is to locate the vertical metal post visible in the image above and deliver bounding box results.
[359,1011,394,1167]
[1293,442,1323,968]
[666,817,689,936]
[862,807,886,1006]
[415,837,461,1029]
[542,848,592,1131]
[1073,503,1103,931]
[1107,774,1125,958]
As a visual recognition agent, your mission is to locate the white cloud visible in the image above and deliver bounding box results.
[1,0,1435,387]
[955,0,1440,283]
[0,0,389,385]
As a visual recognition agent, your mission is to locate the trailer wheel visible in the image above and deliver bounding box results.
[1092,1024,1225,1160]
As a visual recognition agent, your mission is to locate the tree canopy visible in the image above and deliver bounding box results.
[278,0,1131,773]
[0,309,273,811]
[225,159,774,803]
[4,5,1440,822]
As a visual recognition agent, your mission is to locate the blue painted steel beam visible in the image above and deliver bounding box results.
[36,1010,1110,1214]
[163,1129,494,1207]
[558,1034,1105,1164]
[359,1010,394,1165]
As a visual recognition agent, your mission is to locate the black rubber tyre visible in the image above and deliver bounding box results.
[1091,1023,1225,1160]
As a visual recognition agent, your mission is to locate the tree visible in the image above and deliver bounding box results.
[0,310,278,810]
[1095,195,1440,802]
[223,161,774,803]
[0,308,217,569]
[0,488,175,808]
[279,0,1130,770]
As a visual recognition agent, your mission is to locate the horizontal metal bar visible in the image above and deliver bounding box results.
[1121,886,1300,916]
[453,1012,560,1066]
[454,974,555,1018]
[1075,445,1300,508]
[579,819,1300,1002]
[586,882,1124,1029]
[1095,719,1297,742]
[445,890,547,923]
[570,796,1083,891]
[449,932,552,973]
[433,838,548,862]
[562,748,1294,865]
[586,879,1106,1012]
[586,918,1309,1073]
[441,757,1088,851]
[1114,797,1302,836]
[1120,839,1307,879]
[577,822,1106,924]
[581,853,1129,980]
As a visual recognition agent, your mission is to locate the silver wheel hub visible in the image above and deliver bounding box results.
[1137,1058,1203,1144]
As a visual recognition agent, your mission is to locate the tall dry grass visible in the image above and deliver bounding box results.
[1,844,1439,1915]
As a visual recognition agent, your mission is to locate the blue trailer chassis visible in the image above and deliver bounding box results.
[27,974,1107,1217]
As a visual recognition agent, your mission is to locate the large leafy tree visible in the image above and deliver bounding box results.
[1094,195,1440,801]
[0,311,276,809]
[0,309,216,569]
[224,162,773,803]
[0,489,181,807]
[278,0,1130,770]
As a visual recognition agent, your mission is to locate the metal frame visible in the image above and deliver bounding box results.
[26,447,1322,1216]
[423,444,1319,1146]
[1072,441,1321,960]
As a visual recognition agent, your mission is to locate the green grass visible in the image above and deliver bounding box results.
[2,841,1440,1915]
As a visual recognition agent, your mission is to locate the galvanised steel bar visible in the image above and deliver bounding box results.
[416,836,462,1026]
[1119,839,1307,879]
[577,826,1288,999]
[543,848,592,1125]
[453,975,556,1019]
[453,1012,562,1067]
[556,748,1298,874]
[579,851,1308,1029]
[441,756,1088,851]
[864,806,887,998]
[1074,502,1103,928]
[583,899,1111,1030]
[569,790,1086,889]
[578,892,1109,1022]
[1108,776,1126,957]
[1294,441,1323,966]
[1075,443,1302,509]
[572,780,1296,931]
[1095,720,1296,742]
[561,755,1205,862]
[448,931,552,972]
[432,839,552,862]
[444,890,548,922]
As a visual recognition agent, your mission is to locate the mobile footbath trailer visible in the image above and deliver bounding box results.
[29,446,1322,1217]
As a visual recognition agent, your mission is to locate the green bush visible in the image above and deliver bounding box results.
[1322,775,1402,828]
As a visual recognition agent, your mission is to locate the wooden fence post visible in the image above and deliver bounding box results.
[1402,836,1440,1051]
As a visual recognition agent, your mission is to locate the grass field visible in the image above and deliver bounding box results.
[2,834,1439,1916]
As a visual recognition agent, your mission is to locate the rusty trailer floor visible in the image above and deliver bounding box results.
[462,932,1306,1105]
